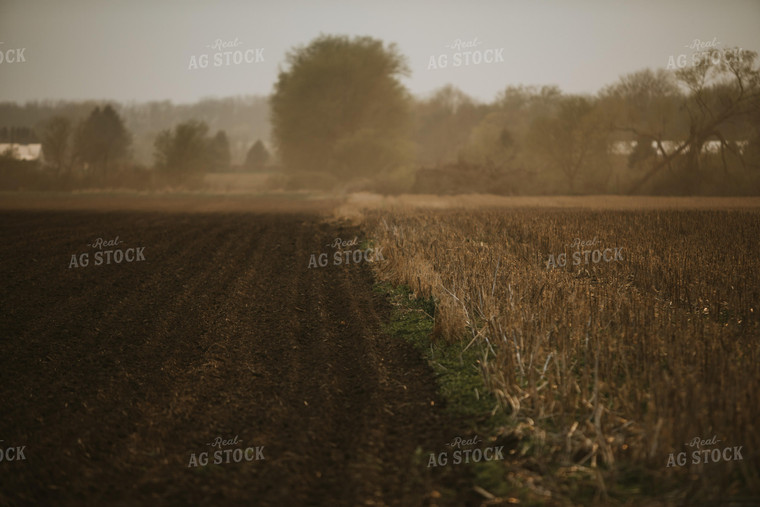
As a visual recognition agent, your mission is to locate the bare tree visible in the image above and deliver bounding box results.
[609,49,760,193]
[528,96,610,193]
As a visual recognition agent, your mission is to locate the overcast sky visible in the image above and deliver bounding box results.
[1,0,759,104]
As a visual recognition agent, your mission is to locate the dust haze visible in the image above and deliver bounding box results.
[2,2,760,506]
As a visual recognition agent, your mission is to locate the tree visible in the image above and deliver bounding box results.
[495,85,563,121]
[0,126,38,144]
[412,85,487,166]
[605,50,760,194]
[528,96,610,193]
[245,140,269,171]
[601,68,683,139]
[270,34,413,182]
[670,49,760,188]
[456,85,565,193]
[154,120,211,183]
[627,135,657,170]
[40,116,74,175]
[209,130,231,172]
[75,105,131,176]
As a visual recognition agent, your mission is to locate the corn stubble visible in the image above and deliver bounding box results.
[367,208,760,503]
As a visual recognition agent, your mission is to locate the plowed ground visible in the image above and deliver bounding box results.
[0,210,478,506]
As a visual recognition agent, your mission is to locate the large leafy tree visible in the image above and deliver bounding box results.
[270,34,413,181]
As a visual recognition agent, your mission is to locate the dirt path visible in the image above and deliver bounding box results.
[0,210,477,506]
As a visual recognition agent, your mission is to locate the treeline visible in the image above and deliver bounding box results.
[0,96,270,165]
[2,36,760,195]
[0,102,273,191]
[267,35,760,196]
[0,126,38,144]
[410,76,758,195]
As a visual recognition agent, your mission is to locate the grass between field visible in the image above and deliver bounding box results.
[373,281,696,507]
[374,281,552,505]
[375,282,504,426]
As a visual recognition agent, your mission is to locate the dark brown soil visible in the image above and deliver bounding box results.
[0,210,480,506]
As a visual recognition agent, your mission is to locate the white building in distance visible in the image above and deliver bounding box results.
[0,143,42,161]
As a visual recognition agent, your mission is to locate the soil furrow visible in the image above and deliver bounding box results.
[0,211,473,506]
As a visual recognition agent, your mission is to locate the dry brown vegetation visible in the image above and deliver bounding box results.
[365,204,760,504]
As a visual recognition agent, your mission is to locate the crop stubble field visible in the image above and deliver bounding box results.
[1,194,759,505]
[363,202,760,504]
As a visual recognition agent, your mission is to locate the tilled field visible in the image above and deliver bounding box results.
[0,210,477,506]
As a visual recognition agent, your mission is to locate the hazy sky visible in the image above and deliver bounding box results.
[1,0,759,104]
